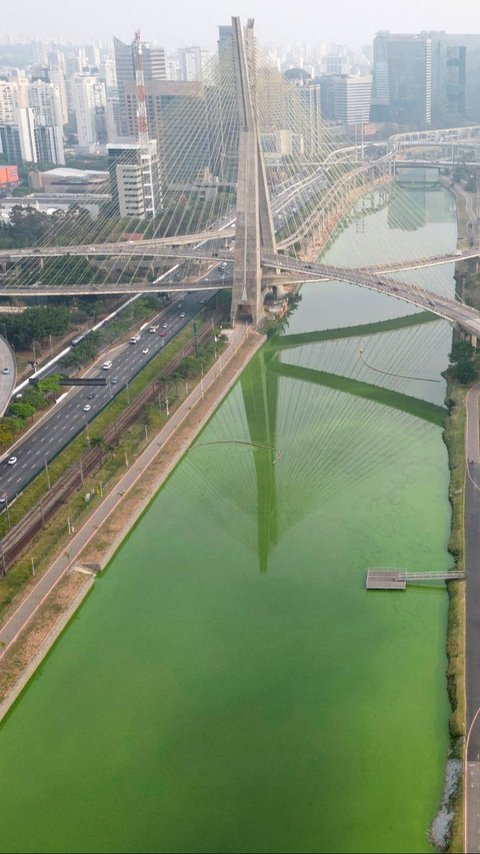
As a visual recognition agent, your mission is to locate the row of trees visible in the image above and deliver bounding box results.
[0,375,61,447]
[0,305,71,349]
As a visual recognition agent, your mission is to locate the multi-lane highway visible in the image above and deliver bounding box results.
[0,289,213,504]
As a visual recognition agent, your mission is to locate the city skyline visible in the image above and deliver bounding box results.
[1,0,479,49]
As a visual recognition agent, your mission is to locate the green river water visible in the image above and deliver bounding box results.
[0,187,457,853]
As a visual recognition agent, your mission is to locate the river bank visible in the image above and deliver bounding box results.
[0,326,266,722]
[441,176,473,853]
[443,376,466,853]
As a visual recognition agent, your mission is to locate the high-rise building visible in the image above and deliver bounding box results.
[0,81,17,124]
[431,33,480,124]
[298,82,322,155]
[28,80,65,163]
[0,107,37,163]
[320,74,372,125]
[107,139,161,219]
[178,47,204,81]
[371,32,432,127]
[35,124,65,164]
[48,65,69,124]
[72,75,107,148]
[113,36,166,139]
[120,79,209,185]
[30,64,68,124]
[217,25,233,59]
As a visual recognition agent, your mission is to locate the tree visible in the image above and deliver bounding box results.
[9,402,35,420]
[449,341,475,363]
[449,338,477,384]
[455,360,476,384]
[0,422,14,446]
[38,374,61,394]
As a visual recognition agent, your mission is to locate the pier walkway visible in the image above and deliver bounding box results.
[366,568,465,590]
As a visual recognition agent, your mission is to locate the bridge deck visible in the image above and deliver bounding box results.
[366,568,465,590]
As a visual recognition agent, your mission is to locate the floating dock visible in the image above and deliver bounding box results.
[366,568,465,590]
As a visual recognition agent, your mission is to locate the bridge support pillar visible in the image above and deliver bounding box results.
[230,17,276,328]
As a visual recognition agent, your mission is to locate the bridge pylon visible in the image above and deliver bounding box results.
[230,17,277,327]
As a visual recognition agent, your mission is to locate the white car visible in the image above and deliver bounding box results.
[2,367,9,374]
[142,348,149,354]
[162,323,168,329]
[179,312,186,318]
[7,456,17,466]
[83,404,91,412]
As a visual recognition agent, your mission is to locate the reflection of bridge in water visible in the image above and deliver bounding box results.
[173,314,447,574]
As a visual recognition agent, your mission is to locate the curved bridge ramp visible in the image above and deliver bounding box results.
[0,336,15,417]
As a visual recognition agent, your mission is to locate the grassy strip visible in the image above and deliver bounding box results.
[270,359,446,426]
[268,311,437,351]
[443,377,467,854]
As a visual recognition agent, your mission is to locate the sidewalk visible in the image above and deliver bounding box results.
[0,325,264,660]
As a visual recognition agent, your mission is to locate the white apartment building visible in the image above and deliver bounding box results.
[72,75,107,148]
[28,80,65,164]
[107,140,161,219]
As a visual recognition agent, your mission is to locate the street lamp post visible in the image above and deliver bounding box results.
[44,457,51,490]
[84,417,91,448]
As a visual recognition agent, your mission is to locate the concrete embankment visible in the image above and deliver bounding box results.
[0,574,94,722]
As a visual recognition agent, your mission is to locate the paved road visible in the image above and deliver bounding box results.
[465,380,480,852]
[456,184,478,235]
[0,336,15,417]
[0,324,252,658]
[0,290,213,505]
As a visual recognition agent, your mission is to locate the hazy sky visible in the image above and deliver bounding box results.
[3,0,480,48]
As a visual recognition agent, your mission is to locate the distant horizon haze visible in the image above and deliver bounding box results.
[1,0,479,49]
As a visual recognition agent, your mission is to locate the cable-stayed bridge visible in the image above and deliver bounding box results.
[1,18,479,339]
